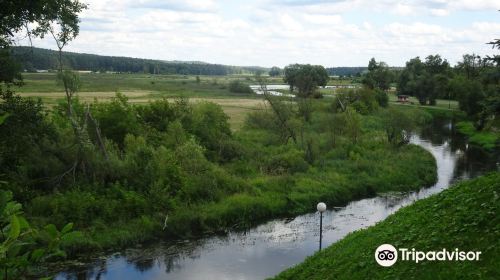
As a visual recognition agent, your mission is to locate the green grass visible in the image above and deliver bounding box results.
[272,172,500,280]
[16,73,254,94]
[14,73,267,129]
[456,121,499,150]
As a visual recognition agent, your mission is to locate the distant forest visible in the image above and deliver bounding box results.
[10,46,268,75]
[326,67,366,77]
[11,46,369,76]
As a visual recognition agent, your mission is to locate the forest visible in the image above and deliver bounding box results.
[10,46,268,75]
[11,47,374,78]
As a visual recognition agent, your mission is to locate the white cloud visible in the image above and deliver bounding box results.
[448,0,500,11]
[303,14,343,25]
[430,8,449,16]
[393,3,415,16]
[12,0,500,67]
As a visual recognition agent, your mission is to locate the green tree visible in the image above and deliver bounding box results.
[93,93,140,147]
[284,64,328,95]
[398,55,451,105]
[0,90,61,190]
[0,0,87,83]
[449,76,485,119]
[269,66,282,77]
[363,58,393,90]
[283,64,328,121]
[283,64,301,92]
[382,108,414,146]
[228,80,252,94]
[456,54,484,80]
[191,102,233,161]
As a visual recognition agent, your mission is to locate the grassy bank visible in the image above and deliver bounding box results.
[273,172,500,279]
[456,121,499,150]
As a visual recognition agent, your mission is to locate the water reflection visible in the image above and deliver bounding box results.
[56,120,498,280]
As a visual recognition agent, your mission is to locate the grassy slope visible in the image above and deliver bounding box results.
[273,172,500,280]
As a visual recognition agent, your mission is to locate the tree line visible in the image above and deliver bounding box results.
[395,52,499,129]
[269,66,368,77]
[10,46,268,75]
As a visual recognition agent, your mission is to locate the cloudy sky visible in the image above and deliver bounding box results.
[16,0,500,67]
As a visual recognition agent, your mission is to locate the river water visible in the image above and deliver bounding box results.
[55,118,498,280]
[249,84,357,97]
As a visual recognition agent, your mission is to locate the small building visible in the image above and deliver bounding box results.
[397,95,409,103]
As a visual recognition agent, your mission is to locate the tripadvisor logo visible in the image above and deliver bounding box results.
[375,244,398,267]
[375,244,481,267]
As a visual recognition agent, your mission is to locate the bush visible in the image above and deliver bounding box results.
[228,80,253,94]
[374,89,389,107]
[264,148,309,174]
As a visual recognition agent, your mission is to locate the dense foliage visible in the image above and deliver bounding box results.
[394,50,499,148]
[269,66,282,77]
[228,80,253,94]
[0,189,80,279]
[283,64,329,96]
[0,85,437,256]
[397,55,452,105]
[273,172,500,279]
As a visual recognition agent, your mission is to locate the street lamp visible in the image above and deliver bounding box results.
[317,202,327,251]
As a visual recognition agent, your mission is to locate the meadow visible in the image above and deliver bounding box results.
[16,73,461,129]
[15,73,269,129]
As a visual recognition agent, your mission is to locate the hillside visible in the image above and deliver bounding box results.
[11,47,374,77]
[273,172,500,279]
[10,46,268,75]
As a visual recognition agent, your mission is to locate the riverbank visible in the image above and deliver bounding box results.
[272,172,500,279]
[46,139,437,256]
[456,121,499,150]
[23,103,436,259]
[2,86,439,275]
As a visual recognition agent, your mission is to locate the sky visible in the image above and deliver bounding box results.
[14,0,500,67]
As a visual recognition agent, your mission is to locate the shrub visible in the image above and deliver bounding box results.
[374,89,389,107]
[264,147,309,174]
[228,80,253,94]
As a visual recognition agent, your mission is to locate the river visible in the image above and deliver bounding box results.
[55,118,498,280]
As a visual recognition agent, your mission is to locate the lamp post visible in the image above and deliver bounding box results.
[317,202,327,251]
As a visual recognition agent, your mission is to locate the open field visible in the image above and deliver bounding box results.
[11,73,459,129]
[15,73,262,95]
[13,73,270,129]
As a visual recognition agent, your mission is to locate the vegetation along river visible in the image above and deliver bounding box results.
[56,117,498,280]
